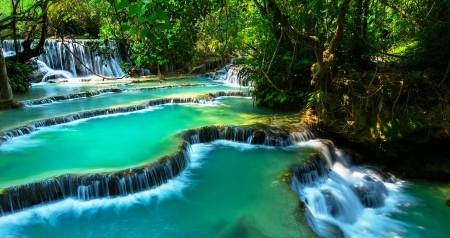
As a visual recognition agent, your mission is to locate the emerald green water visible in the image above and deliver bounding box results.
[14,77,212,102]
[1,77,450,237]
[0,84,235,131]
[0,143,317,237]
[0,98,282,188]
[393,181,450,238]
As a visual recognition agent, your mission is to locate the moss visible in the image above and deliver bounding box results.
[298,199,306,214]
[0,189,7,195]
[278,171,293,183]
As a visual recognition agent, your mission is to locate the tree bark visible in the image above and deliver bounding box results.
[0,50,13,109]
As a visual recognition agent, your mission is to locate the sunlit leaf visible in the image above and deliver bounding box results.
[135,56,142,67]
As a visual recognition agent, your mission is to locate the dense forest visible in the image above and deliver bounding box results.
[1,0,450,179]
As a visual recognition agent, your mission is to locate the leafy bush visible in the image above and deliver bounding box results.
[6,60,33,94]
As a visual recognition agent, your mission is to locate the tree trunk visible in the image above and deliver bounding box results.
[157,64,164,83]
[0,50,13,110]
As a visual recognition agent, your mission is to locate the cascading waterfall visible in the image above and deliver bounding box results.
[16,83,229,107]
[212,64,251,86]
[0,125,315,216]
[0,141,191,215]
[289,140,397,238]
[1,40,24,57]
[2,39,125,82]
[2,91,252,143]
[38,40,124,79]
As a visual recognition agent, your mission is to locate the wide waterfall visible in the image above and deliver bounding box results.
[2,39,125,82]
[0,125,314,216]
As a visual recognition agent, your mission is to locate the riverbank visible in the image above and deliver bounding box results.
[303,68,450,182]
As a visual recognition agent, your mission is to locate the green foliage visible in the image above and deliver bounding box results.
[5,61,33,94]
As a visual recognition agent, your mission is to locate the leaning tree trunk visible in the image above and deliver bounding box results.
[0,50,13,110]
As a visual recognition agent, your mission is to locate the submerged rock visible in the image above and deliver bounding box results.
[446,199,450,207]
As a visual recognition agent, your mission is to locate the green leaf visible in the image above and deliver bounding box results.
[128,5,139,16]
[121,24,131,31]
[156,23,172,30]
[146,32,158,44]
[135,56,142,67]
[148,14,157,23]
[140,28,150,40]
[130,28,137,35]
[138,17,148,23]
[156,10,169,21]
[116,0,129,10]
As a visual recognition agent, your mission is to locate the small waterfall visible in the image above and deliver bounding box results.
[209,91,252,98]
[212,64,251,87]
[33,60,74,83]
[1,40,23,57]
[2,39,125,82]
[289,140,394,237]
[0,125,314,216]
[181,125,294,146]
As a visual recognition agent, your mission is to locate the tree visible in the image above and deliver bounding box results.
[253,0,352,91]
[1,0,52,63]
[0,49,13,109]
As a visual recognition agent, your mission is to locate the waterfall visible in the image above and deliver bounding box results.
[212,64,252,87]
[1,40,23,57]
[289,140,395,237]
[2,39,125,82]
[0,125,315,216]
[2,96,213,142]
[0,141,191,215]
[17,83,238,107]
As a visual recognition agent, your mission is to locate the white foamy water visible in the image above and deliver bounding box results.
[0,143,210,235]
[290,140,419,238]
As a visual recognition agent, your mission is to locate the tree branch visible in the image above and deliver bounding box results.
[378,0,421,31]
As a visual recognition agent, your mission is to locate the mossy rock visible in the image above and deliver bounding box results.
[0,188,7,195]
[278,171,293,183]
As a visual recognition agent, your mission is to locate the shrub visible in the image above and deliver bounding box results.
[6,60,33,94]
